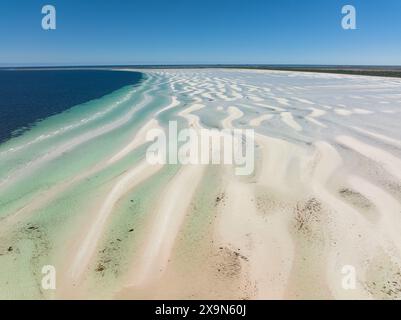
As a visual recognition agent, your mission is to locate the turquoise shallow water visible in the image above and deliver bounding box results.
[0,70,175,298]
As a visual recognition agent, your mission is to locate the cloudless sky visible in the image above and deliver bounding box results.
[0,0,400,66]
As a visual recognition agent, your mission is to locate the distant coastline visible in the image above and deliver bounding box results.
[2,64,401,78]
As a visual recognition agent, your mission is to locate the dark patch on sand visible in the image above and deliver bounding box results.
[365,253,401,299]
[255,190,290,216]
[96,239,123,277]
[214,193,226,207]
[338,187,379,222]
[214,247,244,278]
[95,224,136,277]
[0,222,51,297]
[294,198,322,233]
[339,188,373,209]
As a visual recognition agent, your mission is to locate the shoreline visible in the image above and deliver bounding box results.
[2,65,401,79]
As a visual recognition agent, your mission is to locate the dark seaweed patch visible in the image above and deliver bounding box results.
[294,198,322,232]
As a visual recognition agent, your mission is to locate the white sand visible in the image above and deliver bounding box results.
[280,112,302,131]
[67,160,164,283]
[336,135,401,180]
[3,68,401,300]
[127,164,206,286]
[250,114,273,127]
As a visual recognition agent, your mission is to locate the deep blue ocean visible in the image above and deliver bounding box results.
[0,70,143,143]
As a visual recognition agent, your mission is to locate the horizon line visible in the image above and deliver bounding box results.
[2,63,401,69]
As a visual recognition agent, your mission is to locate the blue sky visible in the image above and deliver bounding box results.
[0,0,400,66]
